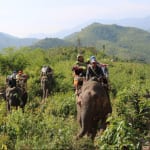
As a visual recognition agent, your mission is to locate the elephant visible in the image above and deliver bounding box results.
[76,79,112,140]
[41,74,52,101]
[5,86,27,113]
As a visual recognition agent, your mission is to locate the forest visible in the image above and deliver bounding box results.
[0,46,150,150]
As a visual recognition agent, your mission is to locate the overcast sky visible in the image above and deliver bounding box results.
[0,0,150,37]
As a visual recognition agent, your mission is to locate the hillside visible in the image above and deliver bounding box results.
[31,37,73,49]
[0,32,38,50]
[64,23,150,63]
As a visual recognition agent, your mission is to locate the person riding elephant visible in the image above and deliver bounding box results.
[6,70,17,88]
[86,57,104,81]
[5,70,28,112]
[16,70,28,92]
[86,56,109,89]
[72,54,87,95]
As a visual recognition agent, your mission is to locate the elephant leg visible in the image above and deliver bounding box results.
[7,103,11,112]
[42,88,47,103]
[99,116,107,135]
[90,119,99,140]
[76,121,87,140]
[101,117,107,130]
[46,89,49,98]
[42,89,45,99]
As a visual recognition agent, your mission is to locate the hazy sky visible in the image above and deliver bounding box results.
[0,0,150,37]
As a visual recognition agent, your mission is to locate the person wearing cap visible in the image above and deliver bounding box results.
[86,57,104,81]
[72,54,87,95]
[90,56,96,61]
[87,56,110,90]
[89,56,109,78]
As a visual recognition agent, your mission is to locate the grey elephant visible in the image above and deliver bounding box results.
[76,79,112,140]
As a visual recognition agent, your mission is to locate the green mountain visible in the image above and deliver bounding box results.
[31,37,73,49]
[64,23,150,63]
[1,22,150,63]
[0,32,38,50]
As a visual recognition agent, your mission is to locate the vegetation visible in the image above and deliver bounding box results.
[0,46,150,149]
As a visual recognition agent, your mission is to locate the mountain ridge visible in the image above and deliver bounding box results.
[26,16,150,38]
[1,22,150,63]
[64,22,150,63]
[0,32,39,50]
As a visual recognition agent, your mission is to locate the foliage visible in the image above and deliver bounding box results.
[95,83,150,149]
[0,46,150,149]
